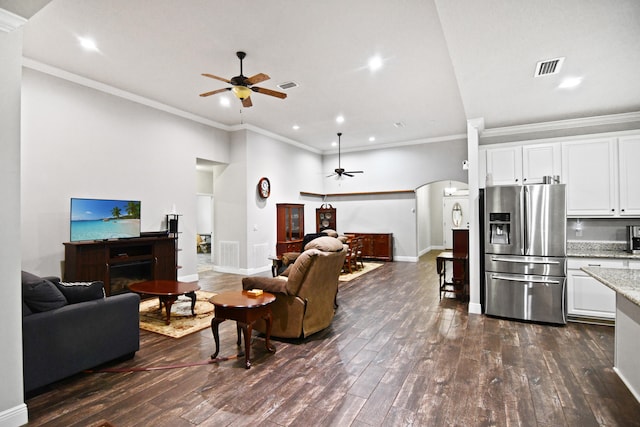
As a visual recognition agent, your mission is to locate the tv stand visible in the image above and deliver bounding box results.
[64,236,177,296]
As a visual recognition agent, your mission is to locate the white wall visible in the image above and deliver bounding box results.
[212,130,248,272]
[245,130,323,271]
[416,184,431,255]
[20,68,230,280]
[0,23,29,427]
[319,139,468,260]
[323,140,468,193]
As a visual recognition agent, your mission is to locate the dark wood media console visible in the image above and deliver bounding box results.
[63,236,177,296]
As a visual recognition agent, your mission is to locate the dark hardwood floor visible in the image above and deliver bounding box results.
[25,252,640,426]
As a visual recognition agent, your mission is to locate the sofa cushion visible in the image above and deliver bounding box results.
[55,281,105,304]
[304,236,344,252]
[285,251,315,295]
[22,271,67,313]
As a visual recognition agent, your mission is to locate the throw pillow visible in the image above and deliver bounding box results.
[55,281,105,304]
[22,272,67,312]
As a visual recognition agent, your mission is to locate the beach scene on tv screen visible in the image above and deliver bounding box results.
[71,199,141,241]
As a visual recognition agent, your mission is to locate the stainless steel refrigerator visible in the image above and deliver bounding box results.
[484,184,567,324]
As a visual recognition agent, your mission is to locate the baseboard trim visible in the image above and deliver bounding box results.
[393,256,418,263]
[567,315,615,327]
[0,403,28,427]
[468,302,482,315]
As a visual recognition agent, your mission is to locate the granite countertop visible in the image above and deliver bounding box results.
[567,240,640,260]
[582,267,640,306]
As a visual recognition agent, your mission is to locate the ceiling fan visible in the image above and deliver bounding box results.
[199,51,287,108]
[327,133,364,178]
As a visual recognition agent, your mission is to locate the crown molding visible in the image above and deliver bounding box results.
[229,123,321,154]
[0,8,27,33]
[482,111,640,138]
[22,58,233,130]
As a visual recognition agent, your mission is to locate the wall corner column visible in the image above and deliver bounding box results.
[467,118,484,315]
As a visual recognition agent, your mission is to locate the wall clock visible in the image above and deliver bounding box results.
[258,177,271,199]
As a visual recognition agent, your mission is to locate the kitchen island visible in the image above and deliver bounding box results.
[582,266,640,402]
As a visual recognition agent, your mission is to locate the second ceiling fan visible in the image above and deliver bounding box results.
[328,133,364,178]
[199,51,287,108]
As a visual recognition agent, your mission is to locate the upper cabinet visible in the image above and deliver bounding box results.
[485,145,522,185]
[618,136,640,216]
[479,132,640,218]
[522,143,562,184]
[562,138,617,217]
[483,142,561,186]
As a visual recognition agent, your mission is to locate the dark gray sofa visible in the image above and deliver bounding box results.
[22,271,140,393]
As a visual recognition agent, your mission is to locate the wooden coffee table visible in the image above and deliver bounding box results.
[209,290,276,369]
[128,280,200,325]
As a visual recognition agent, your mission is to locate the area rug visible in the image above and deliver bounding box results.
[139,290,216,338]
[339,262,383,282]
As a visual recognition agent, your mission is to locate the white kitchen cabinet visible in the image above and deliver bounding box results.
[484,142,560,186]
[567,257,621,322]
[618,136,640,216]
[562,138,617,217]
[486,145,522,185]
[521,143,561,184]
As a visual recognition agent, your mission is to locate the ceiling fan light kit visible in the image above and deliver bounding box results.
[200,51,287,107]
[232,85,251,100]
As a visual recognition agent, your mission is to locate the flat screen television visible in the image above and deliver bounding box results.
[70,198,141,242]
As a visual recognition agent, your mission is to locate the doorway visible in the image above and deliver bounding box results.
[196,159,216,272]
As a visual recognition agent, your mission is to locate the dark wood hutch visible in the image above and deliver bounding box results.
[276,203,304,256]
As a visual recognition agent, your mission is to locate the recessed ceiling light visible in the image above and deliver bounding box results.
[369,136,376,142]
[368,55,383,72]
[336,115,345,124]
[558,77,583,89]
[219,97,230,107]
[331,141,338,147]
[78,37,98,52]
[292,124,300,130]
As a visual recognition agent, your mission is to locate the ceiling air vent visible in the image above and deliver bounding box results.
[277,81,299,90]
[534,57,565,77]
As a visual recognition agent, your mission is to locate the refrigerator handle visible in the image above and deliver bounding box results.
[521,186,527,255]
[491,274,561,285]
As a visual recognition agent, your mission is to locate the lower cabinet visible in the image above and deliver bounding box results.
[567,258,620,323]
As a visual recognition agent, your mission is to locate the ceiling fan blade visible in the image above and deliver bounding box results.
[326,172,337,177]
[343,172,354,177]
[345,171,364,174]
[251,86,287,99]
[202,73,231,84]
[246,73,270,85]
[199,87,231,97]
[241,96,253,108]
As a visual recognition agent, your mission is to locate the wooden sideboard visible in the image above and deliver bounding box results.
[344,232,393,261]
[63,236,177,296]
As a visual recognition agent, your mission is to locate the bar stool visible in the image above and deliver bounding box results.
[436,251,468,300]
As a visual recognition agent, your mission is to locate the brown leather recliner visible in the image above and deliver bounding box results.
[242,236,347,339]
